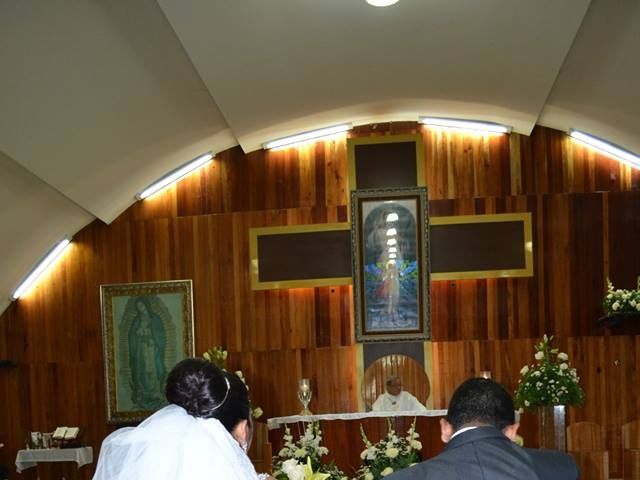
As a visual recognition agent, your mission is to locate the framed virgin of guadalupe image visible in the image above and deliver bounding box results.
[100,280,194,423]
[351,187,431,342]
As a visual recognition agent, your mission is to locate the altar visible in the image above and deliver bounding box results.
[15,446,93,473]
[268,410,447,474]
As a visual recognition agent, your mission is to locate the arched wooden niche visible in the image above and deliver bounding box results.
[361,354,430,411]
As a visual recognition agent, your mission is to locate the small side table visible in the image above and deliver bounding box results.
[15,447,93,473]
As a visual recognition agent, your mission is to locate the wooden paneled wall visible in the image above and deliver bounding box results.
[0,125,639,478]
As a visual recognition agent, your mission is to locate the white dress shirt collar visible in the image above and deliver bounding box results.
[450,425,480,440]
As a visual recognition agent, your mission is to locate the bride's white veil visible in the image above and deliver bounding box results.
[93,404,260,480]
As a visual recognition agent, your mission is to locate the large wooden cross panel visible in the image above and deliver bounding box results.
[249,134,532,291]
[249,133,533,409]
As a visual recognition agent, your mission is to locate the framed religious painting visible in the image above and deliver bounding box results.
[351,187,431,342]
[100,280,194,423]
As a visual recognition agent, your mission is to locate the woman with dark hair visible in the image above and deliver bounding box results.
[93,358,273,480]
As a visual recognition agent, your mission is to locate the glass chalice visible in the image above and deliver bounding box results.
[298,378,313,416]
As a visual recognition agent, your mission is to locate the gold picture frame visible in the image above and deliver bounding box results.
[100,280,194,423]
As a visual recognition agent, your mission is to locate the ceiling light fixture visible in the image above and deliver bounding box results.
[11,237,71,300]
[366,0,399,6]
[263,123,352,150]
[137,152,213,200]
[419,117,511,134]
[569,130,640,169]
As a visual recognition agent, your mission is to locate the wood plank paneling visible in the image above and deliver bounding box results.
[1,125,639,478]
[431,336,640,476]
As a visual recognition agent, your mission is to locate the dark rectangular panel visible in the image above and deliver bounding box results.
[431,221,526,273]
[348,134,424,190]
[257,230,352,282]
[355,142,417,189]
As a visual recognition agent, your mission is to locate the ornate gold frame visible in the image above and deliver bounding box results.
[100,280,194,423]
[351,187,431,342]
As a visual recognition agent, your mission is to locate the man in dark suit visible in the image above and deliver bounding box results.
[387,377,578,480]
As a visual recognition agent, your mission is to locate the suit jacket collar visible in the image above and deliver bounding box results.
[445,425,510,450]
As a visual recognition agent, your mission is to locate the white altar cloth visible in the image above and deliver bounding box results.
[15,447,93,473]
[267,409,447,430]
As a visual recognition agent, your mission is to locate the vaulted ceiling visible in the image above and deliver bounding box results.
[1,0,638,314]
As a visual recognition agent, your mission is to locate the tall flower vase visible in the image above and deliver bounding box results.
[537,405,566,451]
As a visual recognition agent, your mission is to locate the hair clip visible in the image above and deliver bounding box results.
[210,376,231,411]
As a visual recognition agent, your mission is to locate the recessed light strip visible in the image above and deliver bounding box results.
[11,237,71,300]
[137,152,213,200]
[569,130,640,169]
[419,117,511,134]
[263,123,352,150]
[366,0,399,6]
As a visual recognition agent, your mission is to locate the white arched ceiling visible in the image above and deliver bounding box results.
[2,0,640,315]
[0,151,93,315]
[157,0,590,151]
[0,0,234,224]
[538,0,640,156]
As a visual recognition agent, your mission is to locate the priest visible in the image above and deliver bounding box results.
[372,375,427,412]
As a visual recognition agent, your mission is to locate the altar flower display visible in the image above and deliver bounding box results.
[602,277,640,315]
[273,422,347,480]
[354,418,421,480]
[202,346,263,418]
[514,335,585,409]
[281,457,331,480]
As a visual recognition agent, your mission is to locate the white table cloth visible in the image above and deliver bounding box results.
[267,409,447,430]
[15,447,93,473]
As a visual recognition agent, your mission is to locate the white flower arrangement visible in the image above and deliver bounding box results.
[354,419,421,480]
[603,277,640,315]
[202,346,263,418]
[281,457,331,480]
[273,422,347,480]
[514,335,585,409]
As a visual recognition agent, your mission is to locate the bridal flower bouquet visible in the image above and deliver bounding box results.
[603,277,640,314]
[354,418,421,479]
[273,422,347,480]
[202,346,263,418]
[514,335,585,409]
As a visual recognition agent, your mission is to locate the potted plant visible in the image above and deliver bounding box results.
[514,335,584,450]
